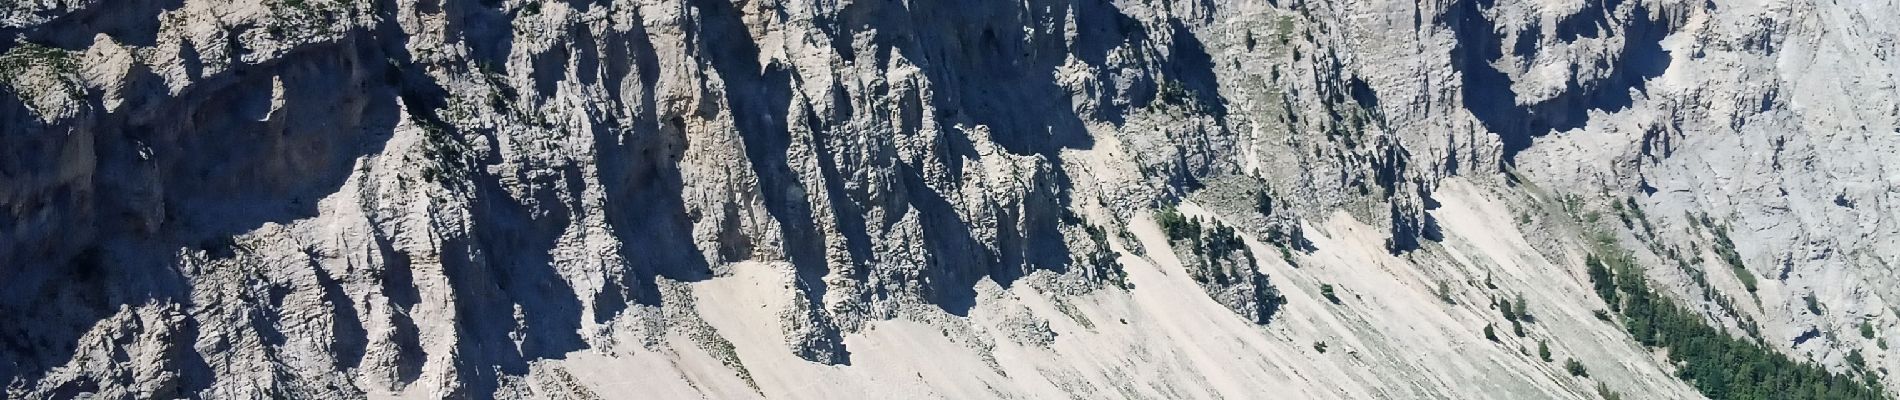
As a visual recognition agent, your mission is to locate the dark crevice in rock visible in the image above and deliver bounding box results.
[370,233,426,386]
[1448,0,1676,165]
[899,162,993,316]
[1792,326,1821,346]
[451,1,516,74]
[1158,19,1230,121]
[310,260,369,371]
[1347,75,1380,111]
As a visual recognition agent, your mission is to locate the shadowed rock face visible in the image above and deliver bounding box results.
[1450,0,1679,164]
[3,0,1897,397]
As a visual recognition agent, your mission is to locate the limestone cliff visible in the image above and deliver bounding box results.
[1,0,1895,398]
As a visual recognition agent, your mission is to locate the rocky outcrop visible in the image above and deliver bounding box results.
[2,0,1896,398]
[1154,205,1283,324]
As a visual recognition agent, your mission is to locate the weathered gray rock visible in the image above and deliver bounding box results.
[1,0,1894,398]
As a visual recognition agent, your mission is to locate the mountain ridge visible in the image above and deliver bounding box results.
[2,0,1895,398]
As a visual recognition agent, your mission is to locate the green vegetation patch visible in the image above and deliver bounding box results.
[1704,219,1758,292]
[0,42,85,103]
[0,43,78,77]
[1583,225,1883,399]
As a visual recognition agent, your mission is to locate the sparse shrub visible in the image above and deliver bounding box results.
[1156,205,1199,241]
[1514,293,1530,321]
[0,42,83,99]
[1708,223,1757,292]
[1202,223,1247,261]
[1155,79,1198,110]
[1275,16,1294,45]
[1585,255,1618,311]
[1565,359,1588,377]
[1731,264,1759,293]
[1596,383,1622,400]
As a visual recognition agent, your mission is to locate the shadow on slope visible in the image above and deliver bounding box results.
[0,25,411,396]
[824,0,1226,316]
[1448,0,1675,165]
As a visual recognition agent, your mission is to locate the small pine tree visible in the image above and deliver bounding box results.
[1320,284,1340,304]
[1483,324,1498,342]
[1537,340,1552,362]
[1514,293,1530,321]
[1596,383,1622,400]
[1565,359,1588,377]
[1861,320,1876,339]
[1585,255,1618,311]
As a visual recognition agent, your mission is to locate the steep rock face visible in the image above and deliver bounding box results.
[0,0,1184,396]
[0,0,1894,398]
[1513,0,1900,378]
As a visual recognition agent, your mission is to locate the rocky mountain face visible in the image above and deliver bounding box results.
[2,0,1895,398]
